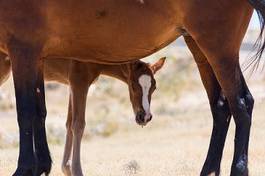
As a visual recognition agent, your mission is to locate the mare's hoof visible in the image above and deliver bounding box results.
[231,163,248,176]
[36,161,52,176]
[200,170,220,176]
[230,155,248,176]
[230,169,248,176]
[13,161,51,176]
[13,167,33,176]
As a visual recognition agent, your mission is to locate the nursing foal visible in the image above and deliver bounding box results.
[0,54,165,176]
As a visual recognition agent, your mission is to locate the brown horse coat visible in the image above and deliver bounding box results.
[0,0,263,175]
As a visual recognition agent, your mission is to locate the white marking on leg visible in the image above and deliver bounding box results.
[36,88,41,93]
[138,74,151,122]
[217,100,224,107]
[239,98,245,106]
[208,172,216,176]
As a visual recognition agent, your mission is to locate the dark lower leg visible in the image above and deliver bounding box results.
[184,36,231,175]
[230,73,254,176]
[8,39,51,176]
[201,94,231,176]
[240,73,254,156]
[33,66,51,175]
[205,62,252,176]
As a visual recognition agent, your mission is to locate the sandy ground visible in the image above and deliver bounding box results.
[1,30,265,176]
[1,88,265,176]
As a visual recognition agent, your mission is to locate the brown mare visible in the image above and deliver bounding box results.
[0,55,165,176]
[0,0,264,176]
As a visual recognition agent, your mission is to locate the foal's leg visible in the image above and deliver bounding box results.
[62,95,73,176]
[70,83,88,176]
[7,38,51,176]
[69,61,99,176]
[184,36,231,176]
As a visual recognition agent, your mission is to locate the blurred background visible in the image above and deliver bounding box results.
[1,13,265,175]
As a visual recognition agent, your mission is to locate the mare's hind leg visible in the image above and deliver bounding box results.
[7,38,51,176]
[184,3,253,175]
[184,36,231,176]
[186,33,254,176]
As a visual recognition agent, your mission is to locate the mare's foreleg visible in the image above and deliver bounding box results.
[8,38,51,176]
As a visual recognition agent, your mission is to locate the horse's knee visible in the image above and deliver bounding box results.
[231,96,252,128]
[66,119,72,131]
[211,94,230,124]
[245,92,254,113]
[71,120,85,136]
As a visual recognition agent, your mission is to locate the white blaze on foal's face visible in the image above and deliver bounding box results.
[138,74,152,121]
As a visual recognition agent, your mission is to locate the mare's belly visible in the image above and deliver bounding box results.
[44,0,182,63]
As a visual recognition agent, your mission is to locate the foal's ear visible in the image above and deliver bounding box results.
[150,57,166,74]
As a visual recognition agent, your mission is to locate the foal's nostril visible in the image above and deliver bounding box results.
[149,115,153,121]
[136,111,145,123]
[140,113,145,122]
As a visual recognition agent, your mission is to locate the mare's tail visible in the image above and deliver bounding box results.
[246,0,265,69]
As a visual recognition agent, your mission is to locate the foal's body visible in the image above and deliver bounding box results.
[0,0,263,175]
[0,55,164,176]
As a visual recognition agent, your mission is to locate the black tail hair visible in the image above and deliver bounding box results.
[245,0,265,71]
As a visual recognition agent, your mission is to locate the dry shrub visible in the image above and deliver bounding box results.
[122,160,141,175]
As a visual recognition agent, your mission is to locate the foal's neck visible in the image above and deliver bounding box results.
[100,64,129,83]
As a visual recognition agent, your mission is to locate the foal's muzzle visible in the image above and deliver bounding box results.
[135,110,152,126]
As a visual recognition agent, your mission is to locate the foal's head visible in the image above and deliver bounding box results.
[126,57,166,126]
